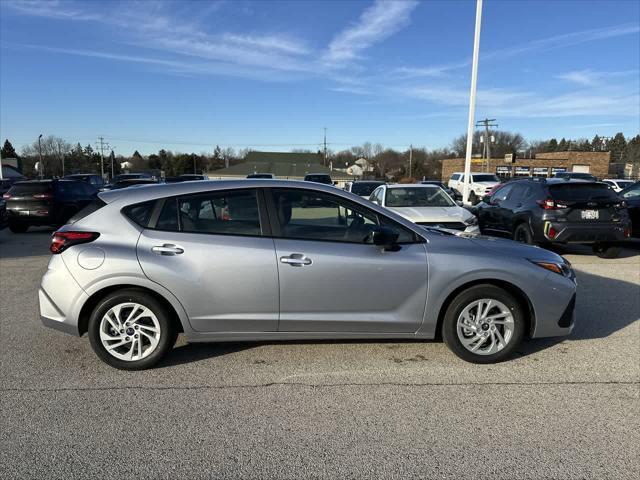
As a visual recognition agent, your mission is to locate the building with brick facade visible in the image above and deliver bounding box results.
[441,151,611,182]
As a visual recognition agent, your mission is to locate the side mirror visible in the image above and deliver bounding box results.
[370,226,400,251]
[456,200,464,207]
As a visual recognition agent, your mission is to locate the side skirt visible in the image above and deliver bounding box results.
[185,331,433,343]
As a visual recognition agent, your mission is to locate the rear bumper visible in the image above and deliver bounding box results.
[7,209,53,225]
[543,220,629,243]
[39,256,87,336]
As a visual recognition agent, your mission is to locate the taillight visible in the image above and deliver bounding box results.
[50,231,100,254]
[33,193,53,199]
[624,228,631,238]
[548,226,557,239]
[2,193,10,199]
[537,198,567,210]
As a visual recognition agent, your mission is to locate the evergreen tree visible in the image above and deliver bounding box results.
[557,138,567,151]
[547,138,558,151]
[1,139,18,159]
[607,132,627,162]
[622,134,640,165]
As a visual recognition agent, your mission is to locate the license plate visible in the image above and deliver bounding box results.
[18,210,30,216]
[581,209,599,220]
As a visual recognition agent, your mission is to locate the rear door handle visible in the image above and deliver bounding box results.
[280,253,312,267]
[151,244,184,256]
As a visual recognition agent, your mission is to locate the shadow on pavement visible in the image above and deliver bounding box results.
[0,227,54,259]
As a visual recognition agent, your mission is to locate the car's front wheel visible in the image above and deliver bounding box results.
[592,242,621,259]
[88,289,178,370]
[442,284,525,364]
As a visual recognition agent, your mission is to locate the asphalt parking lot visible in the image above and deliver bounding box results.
[1,228,638,479]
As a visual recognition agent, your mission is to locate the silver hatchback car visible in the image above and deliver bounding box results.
[39,180,576,369]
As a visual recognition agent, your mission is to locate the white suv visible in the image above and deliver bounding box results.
[448,172,500,204]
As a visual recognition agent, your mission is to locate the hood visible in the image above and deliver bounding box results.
[390,205,473,223]
[470,235,564,262]
[473,181,500,187]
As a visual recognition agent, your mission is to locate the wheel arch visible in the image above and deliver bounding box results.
[434,279,536,340]
[77,284,187,336]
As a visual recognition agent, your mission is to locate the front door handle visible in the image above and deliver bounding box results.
[280,253,312,267]
[151,244,184,256]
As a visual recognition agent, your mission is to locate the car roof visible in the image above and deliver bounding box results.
[386,183,439,189]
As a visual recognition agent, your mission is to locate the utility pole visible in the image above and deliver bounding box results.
[192,153,196,174]
[323,127,327,166]
[38,134,43,179]
[409,144,413,178]
[95,137,110,181]
[58,142,65,177]
[462,0,483,205]
[476,117,497,172]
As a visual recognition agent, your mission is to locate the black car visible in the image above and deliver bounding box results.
[348,181,385,198]
[0,198,7,230]
[619,181,640,238]
[63,173,105,188]
[108,178,160,190]
[304,173,333,185]
[166,174,208,183]
[421,180,463,201]
[553,172,597,181]
[4,179,98,233]
[476,178,631,258]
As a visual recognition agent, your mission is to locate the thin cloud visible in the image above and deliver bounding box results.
[324,0,418,64]
[557,69,640,86]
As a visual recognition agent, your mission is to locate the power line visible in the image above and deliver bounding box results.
[476,117,498,173]
[95,136,110,179]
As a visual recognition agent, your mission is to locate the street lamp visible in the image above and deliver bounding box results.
[38,134,43,179]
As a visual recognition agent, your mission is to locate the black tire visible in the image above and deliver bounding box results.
[8,221,28,233]
[468,192,478,205]
[513,223,534,244]
[88,289,178,370]
[592,242,621,259]
[442,284,525,364]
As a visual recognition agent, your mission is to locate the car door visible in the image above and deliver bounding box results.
[267,187,428,333]
[136,188,279,332]
[479,183,515,234]
[496,183,525,232]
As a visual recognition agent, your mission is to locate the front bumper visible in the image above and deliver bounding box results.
[39,255,87,336]
[543,220,629,243]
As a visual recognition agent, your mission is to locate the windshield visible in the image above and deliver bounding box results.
[549,183,619,202]
[621,183,640,198]
[617,181,634,189]
[385,187,455,207]
[351,182,382,196]
[472,174,499,182]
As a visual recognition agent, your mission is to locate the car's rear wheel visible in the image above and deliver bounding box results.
[513,223,534,244]
[592,242,621,259]
[8,221,28,233]
[442,285,525,364]
[88,289,177,370]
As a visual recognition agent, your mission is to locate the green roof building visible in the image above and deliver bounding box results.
[206,151,351,183]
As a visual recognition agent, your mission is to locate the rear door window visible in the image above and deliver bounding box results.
[123,200,156,228]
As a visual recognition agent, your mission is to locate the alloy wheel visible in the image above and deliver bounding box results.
[99,302,161,361]
[456,298,514,355]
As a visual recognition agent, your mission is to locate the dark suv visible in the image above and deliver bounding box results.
[476,178,631,258]
[63,173,105,188]
[3,179,97,233]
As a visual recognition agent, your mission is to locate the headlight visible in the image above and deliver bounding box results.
[530,259,575,281]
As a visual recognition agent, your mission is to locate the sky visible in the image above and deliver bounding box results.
[1,0,639,156]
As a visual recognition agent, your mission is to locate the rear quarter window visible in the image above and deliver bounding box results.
[123,200,156,227]
[9,183,52,195]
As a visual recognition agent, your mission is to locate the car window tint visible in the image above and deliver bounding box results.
[272,189,379,243]
[177,190,261,236]
[490,184,514,204]
[157,198,178,231]
[622,184,640,199]
[124,200,156,228]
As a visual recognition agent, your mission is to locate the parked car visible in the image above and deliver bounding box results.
[3,179,97,233]
[304,173,333,185]
[0,198,7,230]
[553,172,597,181]
[602,178,635,192]
[447,172,500,205]
[39,180,576,369]
[247,173,275,179]
[369,184,479,234]
[618,181,640,238]
[345,180,385,199]
[165,175,207,183]
[421,180,462,201]
[63,173,105,188]
[114,173,151,182]
[476,178,631,258]
[104,178,160,190]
